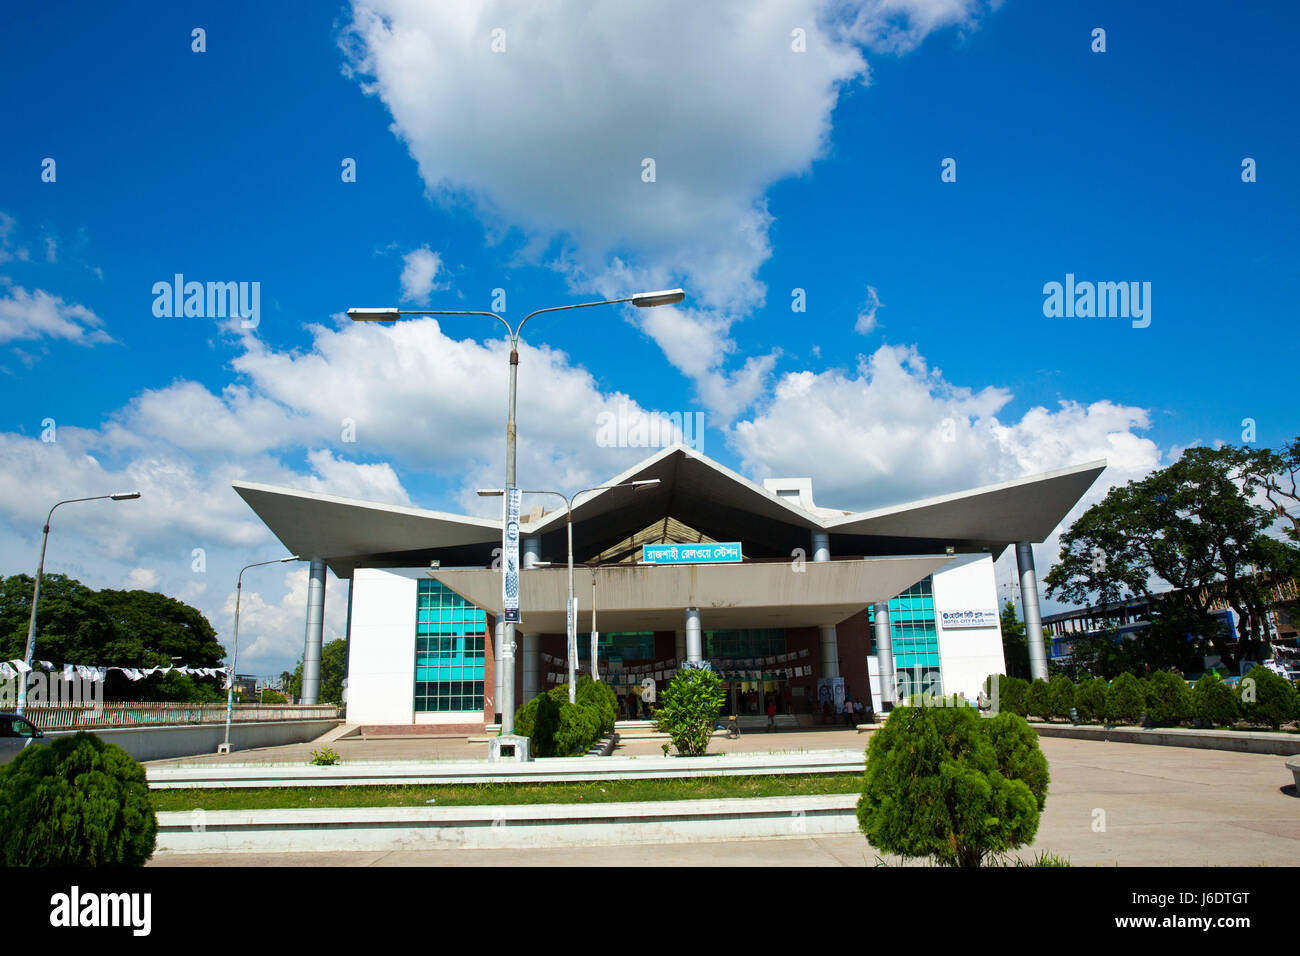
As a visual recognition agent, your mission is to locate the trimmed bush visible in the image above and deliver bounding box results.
[1191,670,1240,727]
[1107,672,1144,724]
[1143,670,1192,727]
[1238,666,1298,730]
[514,676,612,757]
[857,706,1042,867]
[0,731,156,866]
[654,666,725,756]
[983,712,1050,810]
[1074,677,1108,723]
[1045,675,1075,721]
[984,674,1028,717]
[1024,679,1050,720]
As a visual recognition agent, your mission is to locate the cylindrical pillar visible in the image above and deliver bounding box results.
[1017,542,1049,682]
[494,620,505,723]
[301,557,326,704]
[521,537,541,705]
[675,629,687,662]
[685,608,702,662]
[522,632,540,703]
[873,602,896,709]
[819,625,840,678]
[812,532,839,678]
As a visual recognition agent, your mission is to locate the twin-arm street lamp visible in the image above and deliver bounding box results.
[479,479,660,704]
[19,493,142,716]
[349,288,684,734]
[222,556,305,753]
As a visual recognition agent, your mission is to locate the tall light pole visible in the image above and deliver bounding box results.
[480,480,660,703]
[19,492,141,716]
[223,556,303,754]
[350,288,683,733]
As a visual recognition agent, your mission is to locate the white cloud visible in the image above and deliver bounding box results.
[341,0,994,420]
[399,245,447,304]
[126,567,160,590]
[0,283,112,346]
[854,285,883,334]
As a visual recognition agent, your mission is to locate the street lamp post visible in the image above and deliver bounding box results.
[222,556,303,754]
[19,493,141,716]
[350,288,682,733]
[480,480,659,703]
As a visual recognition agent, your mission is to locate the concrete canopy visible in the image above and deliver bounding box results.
[431,555,955,631]
[231,445,1105,577]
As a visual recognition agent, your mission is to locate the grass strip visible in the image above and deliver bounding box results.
[152,772,864,813]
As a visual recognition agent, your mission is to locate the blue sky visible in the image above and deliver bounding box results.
[1,0,1296,676]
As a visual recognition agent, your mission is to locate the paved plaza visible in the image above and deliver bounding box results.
[150,732,1300,866]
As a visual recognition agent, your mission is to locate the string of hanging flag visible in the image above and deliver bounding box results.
[0,659,229,684]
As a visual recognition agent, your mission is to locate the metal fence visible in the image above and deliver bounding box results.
[22,702,343,732]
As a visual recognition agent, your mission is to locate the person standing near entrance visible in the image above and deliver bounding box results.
[842,697,855,727]
[766,699,777,732]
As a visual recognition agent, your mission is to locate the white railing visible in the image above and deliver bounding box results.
[23,702,343,732]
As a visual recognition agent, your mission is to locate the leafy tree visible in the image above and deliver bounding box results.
[654,666,725,756]
[0,732,157,866]
[998,601,1051,681]
[259,688,287,704]
[1044,445,1300,672]
[857,706,1042,867]
[0,574,227,702]
[984,674,1027,717]
[284,638,347,703]
[1107,673,1144,724]
[1191,670,1239,727]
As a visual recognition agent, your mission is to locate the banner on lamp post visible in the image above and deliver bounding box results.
[502,488,521,624]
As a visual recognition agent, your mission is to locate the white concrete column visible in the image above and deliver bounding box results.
[812,531,839,678]
[675,629,687,662]
[685,608,702,662]
[521,537,541,704]
[301,557,326,705]
[494,620,505,723]
[522,633,540,703]
[1017,542,1049,682]
[873,602,896,708]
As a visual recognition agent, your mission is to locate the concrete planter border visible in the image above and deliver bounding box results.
[1030,722,1300,756]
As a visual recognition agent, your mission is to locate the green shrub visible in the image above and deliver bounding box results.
[576,676,618,735]
[514,677,614,757]
[1143,670,1192,727]
[1238,666,1298,730]
[857,706,1042,867]
[1074,677,1108,723]
[1024,679,1050,720]
[654,666,725,756]
[309,746,340,766]
[1191,670,1240,727]
[1107,672,1144,724]
[984,674,1027,717]
[982,712,1050,810]
[0,732,157,866]
[1045,675,1075,721]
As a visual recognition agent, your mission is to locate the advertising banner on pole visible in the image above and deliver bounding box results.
[502,488,521,624]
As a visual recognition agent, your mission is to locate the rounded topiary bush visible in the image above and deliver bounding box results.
[1024,679,1050,720]
[1191,670,1239,727]
[1107,672,1144,724]
[1074,677,1108,723]
[576,675,618,735]
[1045,675,1075,721]
[982,712,1050,811]
[1143,670,1192,727]
[1238,666,1298,730]
[857,706,1042,867]
[0,732,156,867]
